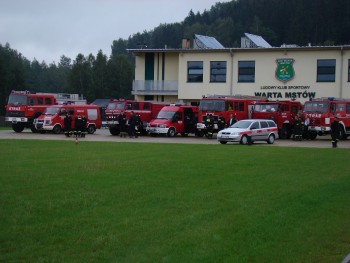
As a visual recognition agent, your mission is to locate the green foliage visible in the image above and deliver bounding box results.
[1,140,350,262]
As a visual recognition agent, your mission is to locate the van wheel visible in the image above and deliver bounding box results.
[240,135,248,145]
[53,125,62,134]
[87,125,96,134]
[109,127,120,136]
[167,128,176,137]
[267,134,275,144]
[30,125,38,133]
[219,141,227,144]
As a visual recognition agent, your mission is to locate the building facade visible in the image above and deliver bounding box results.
[129,45,350,104]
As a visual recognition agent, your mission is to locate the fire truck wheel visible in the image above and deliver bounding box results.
[109,127,120,136]
[339,127,346,140]
[308,132,317,140]
[196,131,204,137]
[240,135,248,145]
[12,123,24,133]
[53,125,62,134]
[219,141,227,144]
[279,126,290,139]
[267,134,275,144]
[30,126,38,133]
[167,128,176,137]
[87,125,96,134]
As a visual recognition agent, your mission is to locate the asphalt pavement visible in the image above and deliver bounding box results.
[0,128,349,149]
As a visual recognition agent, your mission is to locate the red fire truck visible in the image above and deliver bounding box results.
[147,105,199,137]
[196,95,265,136]
[5,90,86,133]
[33,104,101,134]
[251,100,302,139]
[302,97,350,140]
[105,99,166,135]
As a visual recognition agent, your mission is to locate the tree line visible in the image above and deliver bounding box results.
[2,0,350,115]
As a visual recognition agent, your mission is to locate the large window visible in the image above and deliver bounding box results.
[187,61,203,82]
[317,59,336,82]
[210,61,226,82]
[238,61,255,82]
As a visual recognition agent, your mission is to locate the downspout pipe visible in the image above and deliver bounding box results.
[230,49,234,96]
[339,46,343,99]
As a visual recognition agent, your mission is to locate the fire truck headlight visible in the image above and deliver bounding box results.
[160,124,166,128]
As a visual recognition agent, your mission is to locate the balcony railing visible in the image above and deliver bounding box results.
[132,80,178,95]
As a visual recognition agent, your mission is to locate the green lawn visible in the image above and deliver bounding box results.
[0,139,349,263]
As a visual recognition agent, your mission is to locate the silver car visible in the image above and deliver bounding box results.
[217,119,279,144]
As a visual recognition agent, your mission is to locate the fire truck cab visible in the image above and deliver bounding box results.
[251,100,302,139]
[147,105,199,137]
[302,98,350,139]
[105,100,166,135]
[196,96,265,136]
[34,104,101,134]
[5,91,57,133]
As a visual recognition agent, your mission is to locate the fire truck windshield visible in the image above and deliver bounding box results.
[199,100,225,112]
[156,110,176,120]
[43,107,60,115]
[7,94,27,106]
[107,102,125,110]
[303,102,329,113]
[254,104,278,112]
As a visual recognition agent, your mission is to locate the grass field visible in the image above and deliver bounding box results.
[0,139,349,263]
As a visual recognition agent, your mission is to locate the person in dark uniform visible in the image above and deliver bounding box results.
[205,114,214,138]
[218,114,226,131]
[135,114,143,136]
[81,114,87,137]
[64,112,72,137]
[128,111,137,138]
[293,116,303,141]
[75,114,82,137]
[118,111,127,138]
[331,116,341,148]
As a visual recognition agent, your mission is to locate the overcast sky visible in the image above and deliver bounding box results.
[0,0,230,64]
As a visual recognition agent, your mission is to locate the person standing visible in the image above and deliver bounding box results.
[118,111,127,138]
[228,114,237,127]
[293,116,303,141]
[74,114,82,137]
[205,114,214,138]
[128,111,137,138]
[64,112,72,137]
[81,114,87,137]
[331,116,341,148]
[218,114,226,131]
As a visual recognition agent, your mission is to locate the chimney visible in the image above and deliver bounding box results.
[182,38,190,49]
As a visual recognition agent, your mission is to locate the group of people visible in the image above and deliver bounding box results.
[64,112,87,137]
[293,115,342,148]
[117,110,143,138]
[205,113,237,138]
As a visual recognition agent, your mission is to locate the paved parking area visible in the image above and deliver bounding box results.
[0,128,349,148]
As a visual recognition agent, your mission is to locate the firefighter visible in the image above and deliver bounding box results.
[81,114,87,137]
[331,116,341,148]
[218,114,226,131]
[64,112,72,137]
[135,114,143,137]
[128,111,137,138]
[75,114,83,137]
[205,114,214,138]
[118,111,127,138]
[293,116,303,141]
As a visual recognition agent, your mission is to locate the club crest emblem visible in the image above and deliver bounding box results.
[275,59,295,83]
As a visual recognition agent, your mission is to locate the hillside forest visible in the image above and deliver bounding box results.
[1,0,350,114]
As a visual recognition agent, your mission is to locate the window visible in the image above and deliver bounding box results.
[346,104,350,113]
[238,61,255,82]
[87,109,98,120]
[143,103,150,110]
[132,102,140,110]
[260,121,268,128]
[317,59,336,82]
[234,102,244,111]
[187,61,203,82]
[251,122,260,129]
[210,61,226,82]
[45,98,52,105]
[37,98,43,105]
